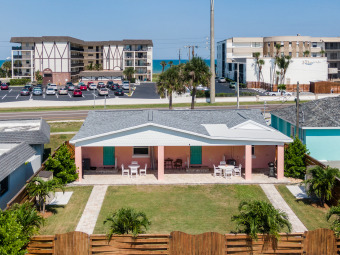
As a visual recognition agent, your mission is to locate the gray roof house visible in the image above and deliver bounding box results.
[70,109,291,182]
[271,96,340,162]
[0,119,50,209]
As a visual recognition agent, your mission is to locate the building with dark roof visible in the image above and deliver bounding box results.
[271,96,340,161]
[70,109,292,182]
[0,119,50,209]
[10,36,153,84]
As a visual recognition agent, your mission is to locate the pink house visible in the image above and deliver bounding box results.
[69,109,292,182]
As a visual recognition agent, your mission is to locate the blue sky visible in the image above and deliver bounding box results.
[0,0,338,60]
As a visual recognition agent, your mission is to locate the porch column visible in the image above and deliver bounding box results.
[245,145,252,180]
[277,145,284,179]
[75,146,82,182]
[157,146,164,180]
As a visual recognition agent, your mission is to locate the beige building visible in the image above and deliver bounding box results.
[217,35,340,79]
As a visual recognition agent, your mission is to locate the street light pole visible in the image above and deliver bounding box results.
[210,0,215,104]
[237,62,239,109]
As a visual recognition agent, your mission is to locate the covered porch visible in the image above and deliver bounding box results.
[74,144,285,182]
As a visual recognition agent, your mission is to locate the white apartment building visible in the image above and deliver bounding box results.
[217,35,340,83]
[10,36,153,84]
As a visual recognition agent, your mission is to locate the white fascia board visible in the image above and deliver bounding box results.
[302,127,340,130]
[231,120,274,131]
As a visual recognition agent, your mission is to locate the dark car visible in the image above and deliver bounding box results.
[110,83,120,90]
[73,89,82,97]
[20,88,30,96]
[1,83,9,90]
[106,80,114,88]
[97,82,105,89]
[114,88,124,96]
[24,84,33,91]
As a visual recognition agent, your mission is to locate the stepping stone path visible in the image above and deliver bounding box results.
[260,184,307,233]
[76,185,108,234]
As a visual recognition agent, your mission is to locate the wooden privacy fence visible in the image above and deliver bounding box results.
[6,141,75,209]
[27,229,340,255]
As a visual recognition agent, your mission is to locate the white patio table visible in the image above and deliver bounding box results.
[218,165,235,178]
[128,164,140,177]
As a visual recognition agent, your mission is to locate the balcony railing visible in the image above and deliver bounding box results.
[71,47,84,52]
[71,63,84,67]
[12,46,22,50]
[71,55,84,59]
[13,55,22,59]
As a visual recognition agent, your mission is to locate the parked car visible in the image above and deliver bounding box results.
[106,81,114,88]
[46,87,56,95]
[87,81,94,88]
[197,84,209,91]
[24,84,33,91]
[58,87,68,95]
[36,84,43,89]
[20,88,30,96]
[97,82,105,89]
[73,89,82,97]
[268,90,292,96]
[48,84,58,91]
[32,88,42,96]
[122,81,130,90]
[79,84,87,91]
[1,83,9,90]
[229,82,237,88]
[89,83,97,90]
[66,84,75,91]
[218,78,226,83]
[114,88,124,96]
[98,88,109,96]
[66,82,73,86]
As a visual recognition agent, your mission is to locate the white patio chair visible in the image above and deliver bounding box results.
[224,169,233,179]
[121,164,129,177]
[130,166,138,178]
[234,164,242,177]
[213,165,222,177]
[131,161,138,165]
[220,161,226,165]
[140,164,147,176]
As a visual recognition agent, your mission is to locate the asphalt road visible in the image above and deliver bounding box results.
[0,83,160,102]
[0,104,284,121]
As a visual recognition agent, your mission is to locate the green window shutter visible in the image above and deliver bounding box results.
[103,147,115,166]
[190,146,202,164]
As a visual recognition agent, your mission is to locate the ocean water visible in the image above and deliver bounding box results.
[0,59,215,74]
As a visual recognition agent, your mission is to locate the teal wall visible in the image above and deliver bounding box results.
[271,114,340,161]
[305,129,340,161]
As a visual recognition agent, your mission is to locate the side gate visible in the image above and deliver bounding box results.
[304,228,337,255]
[54,231,89,255]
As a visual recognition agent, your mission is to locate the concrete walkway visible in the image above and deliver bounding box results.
[50,131,77,135]
[260,184,307,233]
[75,185,108,234]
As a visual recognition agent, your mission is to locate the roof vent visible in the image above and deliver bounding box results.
[148,111,153,121]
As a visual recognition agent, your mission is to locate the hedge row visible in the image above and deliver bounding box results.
[9,78,31,85]
[195,90,257,98]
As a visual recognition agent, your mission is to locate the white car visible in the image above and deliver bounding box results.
[89,84,97,90]
[46,87,56,95]
[122,82,130,90]
[197,84,209,91]
[218,78,226,83]
[49,84,58,91]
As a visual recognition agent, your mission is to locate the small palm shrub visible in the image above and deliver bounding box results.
[304,166,340,206]
[104,207,151,240]
[327,205,340,236]
[231,200,291,240]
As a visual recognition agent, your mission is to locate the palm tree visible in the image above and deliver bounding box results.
[168,61,173,67]
[86,63,94,70]
[123,67,136,94]
[27,177,65,214]
[304,166,340,206]
[11,202,44,236]
[157,65,185,109]
[183,57,211,109]
[231,200,291,241]
[254,52,265,87]
[275,55,292,85]
[327,205,340,236]
[271,44,282,89]
[320,50,326,57]
[303,50,310,57]
[104,207,151,240]
[160,61,167,72]
[1,61,12,78]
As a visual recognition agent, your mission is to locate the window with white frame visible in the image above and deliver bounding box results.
[133,147,149,157]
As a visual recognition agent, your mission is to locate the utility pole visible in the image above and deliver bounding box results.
[210,0,215,104]
[237,62,239,109]
[184,46,191,60]
[296,81,300,138]
[178,49,181,64]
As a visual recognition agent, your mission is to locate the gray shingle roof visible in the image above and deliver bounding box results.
[0,142,36,182]
[71,109,269,141]
[271,96,340,127]
[0,119,50,144]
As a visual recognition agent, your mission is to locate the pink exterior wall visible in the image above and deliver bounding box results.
[75,146,82,182]
[277,145,284,179]
[164,146,190,167]
[157,146,164,180]
[252,146,276,168]
[245,145,252,180]
[82,147,105,167]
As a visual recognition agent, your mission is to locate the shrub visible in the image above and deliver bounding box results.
[240,83,247,88]
[44,144,78,184]
[130,78,136,83]
[104,207,151,240]
[240,92,257,96]
[194,90,210,98]
[231,200,291,240]
[284,136,309,179]
[9,78,31,85]
[327,205,340,236]
[216,93,235,97]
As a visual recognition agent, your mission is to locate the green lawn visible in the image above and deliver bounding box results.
[276,185,330,230]
[49,121,83,133]
[94,184,269,235]
[39,186,93,235]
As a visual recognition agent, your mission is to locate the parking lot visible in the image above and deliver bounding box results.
[0,83,160,102]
